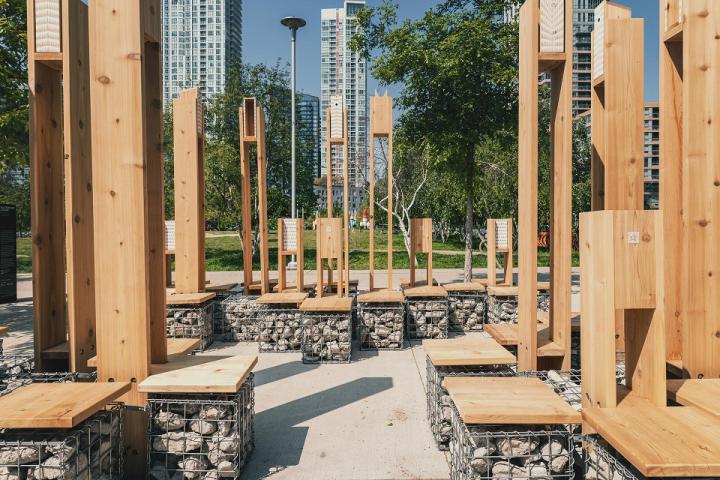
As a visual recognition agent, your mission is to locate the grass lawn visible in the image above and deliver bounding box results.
[16,231,580,273]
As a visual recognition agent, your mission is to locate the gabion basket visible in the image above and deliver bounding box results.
[166,300,215,352]
[537,291,550,312]
[521,370,582,412]
[301,313,352,364]
[450,405,575,480]
[0,355,34,397]
[357,303,405,350]
[426,356,515,450]
[147,374,254,480]
[406,298,449,340]
[257,306,303,353]
[219,295,260,342]
[447,291,486,332]
[582,435,644,480]
[486,293,549,324]
[212,288,239,336]
[0,404,124,480]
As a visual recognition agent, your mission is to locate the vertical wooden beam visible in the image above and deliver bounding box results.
[487,219,497,286]
[343,111,350,297]
[239,107,253,294]
[27,0,67,371]
[173,88,205,294]
[517,0,539,371]
[503,220,514,286]
[387,116,394,290]
[296,220,304,291]
[659,2,684,363]
[548,0,574,370]
[368,133,375,291]
[278,219,287,291]
[326,109,333,218]
[256,107,270,295]
[683,0,720,379]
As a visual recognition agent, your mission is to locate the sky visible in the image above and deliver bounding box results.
[243,1,660,102]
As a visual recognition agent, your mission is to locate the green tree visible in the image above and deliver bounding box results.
[352,0,520,281]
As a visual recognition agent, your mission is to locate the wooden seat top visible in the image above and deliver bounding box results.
[245,279,279,293]
[423,336,516,366]
[205,282,239,292]
[167,291,217,305]
[357,289,404,304]
[0,325,8,336]
[537,281,550,291]
[273,282,317,293]
[404,286,448,298]
[140,355,257,394]
[400,278,438,288]
[0,382,131,429]
[487,285,518,296]
[300,297,353,312]
[445,377,580,425]
[41,341,69,359]
[442,282,487,293]
[667,379,720,417]
[256,292,308,306]
[537,310,581,332]
[88,338,201,368]
[583,406,720,477]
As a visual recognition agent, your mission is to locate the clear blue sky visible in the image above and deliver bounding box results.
[243,1,660,102]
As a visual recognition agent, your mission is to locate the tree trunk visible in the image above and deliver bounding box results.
[463,152,475,282]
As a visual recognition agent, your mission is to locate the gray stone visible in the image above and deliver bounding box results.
[153,432,203,453]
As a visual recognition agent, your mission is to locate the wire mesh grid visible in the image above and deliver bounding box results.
[257,306,303,353]
[486,294,519,324]
[406,298,449,340]
[219,294,261,342]
[147,374,255,480]
[537,292,550,312]
[0,355,34,396]
[450,404,575,480]
[520,370,582,411]
[0,403,124,480]
[212,289,239,337]
[447,291,486,333]
[301,313,352,364]
[582,435,644,480]
[357,303,405,350]
[426,356,516,451]
[166,300,215,351]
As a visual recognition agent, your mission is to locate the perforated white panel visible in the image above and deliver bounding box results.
[282,219,297,250]
[593,3,604,80]
[34,0,61,53]
[539,0,564,53]
[496,220,509,250]
[330,95,344,139]
[165,221,176,252]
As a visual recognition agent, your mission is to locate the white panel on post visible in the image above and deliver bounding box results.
[282,219,297,251]
[496,220,509,250]
[165,220,176,253]
[593,3,605,80]
[330,95,344,139]
[34,0,61,53]
[539,0,564,53]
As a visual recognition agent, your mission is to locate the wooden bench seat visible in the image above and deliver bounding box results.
[356,289,404,304]
[167,291,216,305]
[403,285,448,298]
[486,285,518,296]
[205,282,238,292]
[300,296,353,312]
[445,376,581,425]
[88,338,201,368]
[272,282,317,293]
[442,282,486,293]
[139,355,257,394]
[667,379,720,416]
[583,406,720,477]
[0,382,131,429]
[256,292,308,306]
[423,336,516,367]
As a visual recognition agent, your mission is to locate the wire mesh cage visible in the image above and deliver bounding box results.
[147,374,255,480]
[257,306,303,353]
[537,291,550,312]
[357,303,405,350]
[582,435,644,480]
[406,298,449,340]
[486,294,519,324]
[301,313,352,364]
[219,295,261,342]
[450,405,575,480]
[520,370,582,412]
[0,355,34,397]
[426,357,516,451]
[166,300,215,352]
[0,403,124,480]
[212,288,240,337]
[447,291,486,332]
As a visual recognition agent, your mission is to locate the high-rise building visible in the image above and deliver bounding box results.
[320,1,368,195]
[162,0,243,106]
[298,93,322,177]
[643,103,660,209]
[572,0,603,117]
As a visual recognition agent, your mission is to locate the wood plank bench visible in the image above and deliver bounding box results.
[88,337,202,368]
[667,379,720,417]
[300,297,353,313]
[423,336,516,367]
[256,292,308,306]
[583,406,720,477]
[167,291,216,305]
[139,355,257,394]
[442,282,486,293]
[403,285,448,298]
[205,282,238,293]
[0,382,131,429]
[446,376,581,425]
[356,289,404,304]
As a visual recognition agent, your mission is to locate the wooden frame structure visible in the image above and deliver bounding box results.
[368,94,394,291]
[277,218,305,292]
[486,218,513,287]
[409,218,433,287]
[316,218,345,298]
[517,0,573,371]
[173,88,206,294]
[27,0,96,373]
[240,98,270,295]
[89,0,166,474]
[660,0,720,379]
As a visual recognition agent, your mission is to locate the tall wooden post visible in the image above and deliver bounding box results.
[517,0,573,371]
[173,88,206,294]
[89,1,165,474]
[409,218,433,287]
[368,94,394,291]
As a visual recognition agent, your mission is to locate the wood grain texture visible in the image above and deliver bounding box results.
[239,104,253,293]
[166,292,216,305]
[403,285,448,298]
[442,282,486,293]
[446,377,580,425]
[300,297,353,313]
[256,292,308,306]
[409,218,433,287]
[356,289,404,304]
[667,379,720,416]
[88,337,200,368]
[0,382,131,429]
[139,355,257,394]
[424,336,516,366]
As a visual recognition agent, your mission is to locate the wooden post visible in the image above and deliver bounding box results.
[518,0,573,371]
[278,218,304,292]
[89,0,164,474]
[368,94,394,291]
[173,88,206,294]
[580,210,666,409]
[316,218,343,299]
[409,218,433,287]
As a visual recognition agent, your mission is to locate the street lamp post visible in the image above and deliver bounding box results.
[281,16,306,270]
